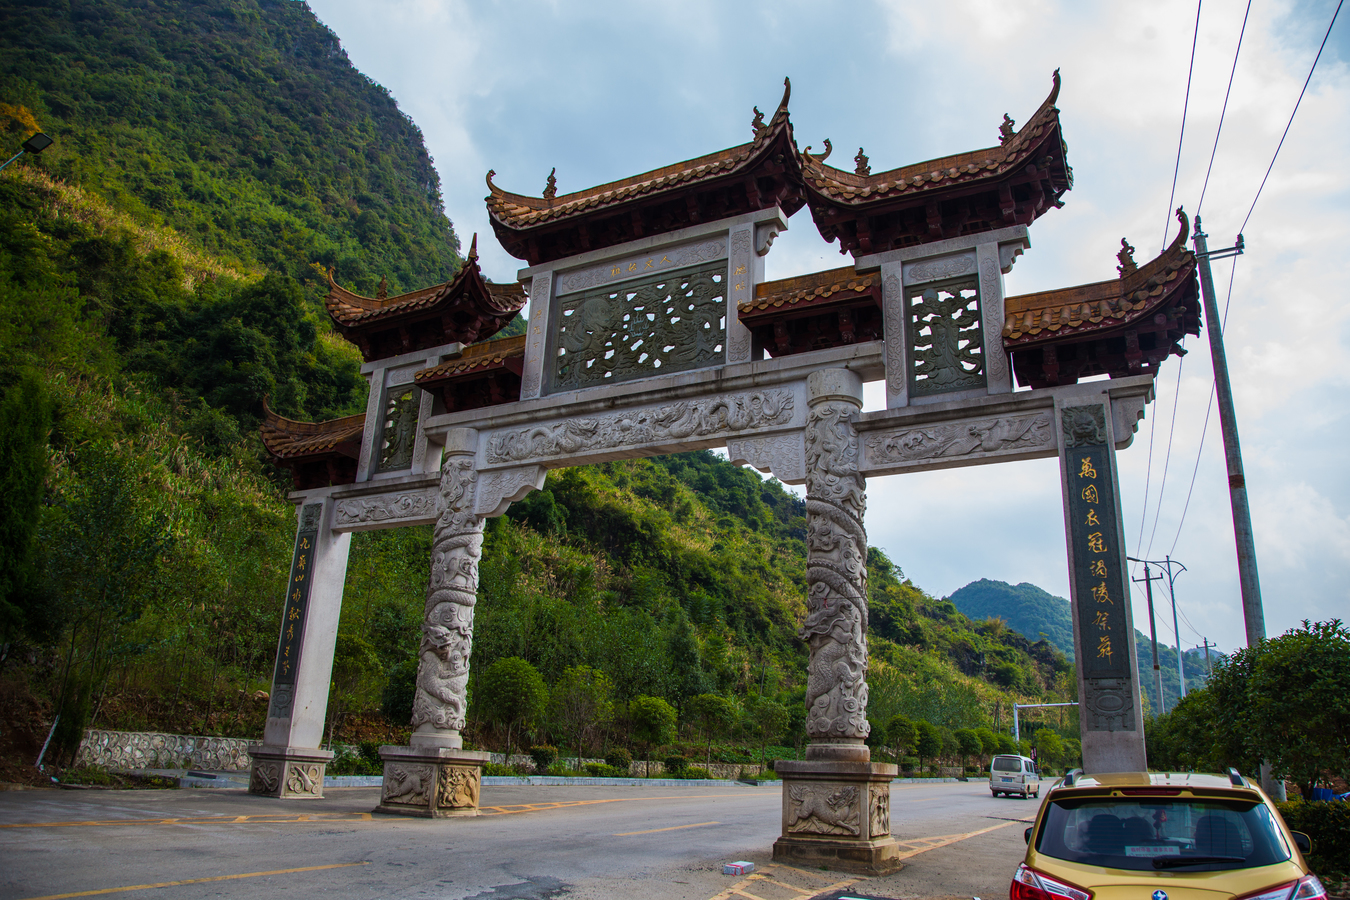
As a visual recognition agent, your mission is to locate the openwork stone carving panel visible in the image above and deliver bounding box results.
[906,279,985,397]
[411,456,483,734]
[485,389,795,465]
[864,412,1053,468]
[550,260,725,393]
[786,784,861,836]
[802,400,870,740]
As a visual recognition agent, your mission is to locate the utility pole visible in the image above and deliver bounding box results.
[1192,217,1265,647]
[1166,555,1187,699]
[1131,556,1187,702]
[1129,560,1166,714]
[1201,638,1215,677]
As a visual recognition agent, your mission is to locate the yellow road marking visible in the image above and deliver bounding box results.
[614,820,719,836]
[707,867,859,900]
[18,861,369,900]
[1,792,752,830]
[895,818,1026,859]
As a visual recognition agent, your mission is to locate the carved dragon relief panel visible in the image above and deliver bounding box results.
[726,433,806,484]
[550,260,726,393]
[334,488,440,530]
[484,389,796,465]
[863,412,1054,471]
[906,278,985,398]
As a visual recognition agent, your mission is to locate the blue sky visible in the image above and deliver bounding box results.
[307,0,1349,656]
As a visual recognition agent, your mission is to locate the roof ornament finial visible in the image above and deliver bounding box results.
[377,275,388,299]
[751,106,766,137]
[543,167,557,201]
[1117,238,1137,276]
[804,138,832,163]
[468,233,479,261]
[854,147,870,177]
[999,114,1016,145]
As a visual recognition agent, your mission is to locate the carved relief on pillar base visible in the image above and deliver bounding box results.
[373,746,490,818]
[246,747,333,800]
[773,759,901,875]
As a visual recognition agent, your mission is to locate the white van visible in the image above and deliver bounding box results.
[989,754,1039,798]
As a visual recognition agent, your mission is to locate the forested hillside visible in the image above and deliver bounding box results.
[0,0,1082,782]
[951,578,1218,715]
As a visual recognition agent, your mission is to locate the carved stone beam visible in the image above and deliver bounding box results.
[330,483,440,532]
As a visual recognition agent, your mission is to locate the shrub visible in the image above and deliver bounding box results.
[664,754,688,775]
[329,743,381,776]
[60,765,115,786]
[530,744,558,775]
[683,766,712,779]
[605,748,633,771]
[1277,801,1350,884]
[583,763,626,777]
[482,762,515,777]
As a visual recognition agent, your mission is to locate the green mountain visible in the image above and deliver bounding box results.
[951,579,1219,716]
[951,579,1077,659]
[0,0,1083,776]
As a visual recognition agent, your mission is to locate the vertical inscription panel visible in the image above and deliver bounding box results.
[1063,405,1135,732]
[268,503,321,718]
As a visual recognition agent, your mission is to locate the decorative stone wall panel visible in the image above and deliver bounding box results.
[333,489,439,529]
[786,784,861,836]
[76,729,253,771]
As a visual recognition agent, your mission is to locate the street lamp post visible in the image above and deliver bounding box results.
[0,132,54,174]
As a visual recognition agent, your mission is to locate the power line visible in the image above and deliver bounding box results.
[1144,353,1187,558]
[1240,0,1344,234]
[1196,0,1253,218]
[1163,0,1205,251]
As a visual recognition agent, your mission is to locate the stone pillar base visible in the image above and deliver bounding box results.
[772,758,902,876]
[246,746,333,799]
[373,745,489,818]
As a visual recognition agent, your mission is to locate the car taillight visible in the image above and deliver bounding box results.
[1010,863,1091,900]
[1237,876,1327,900]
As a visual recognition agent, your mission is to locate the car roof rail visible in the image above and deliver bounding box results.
[1062,768,1083,786]
[1227,767,1246,787]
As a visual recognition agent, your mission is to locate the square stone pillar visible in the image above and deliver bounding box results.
[373,746,490,818]
[249,496,351,799]
[1056,398,1147,773]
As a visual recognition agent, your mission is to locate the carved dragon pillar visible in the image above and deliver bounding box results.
[375,430,491,817]
[773,370,901,875]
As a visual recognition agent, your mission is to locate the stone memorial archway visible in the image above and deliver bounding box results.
[248,74,1199,874]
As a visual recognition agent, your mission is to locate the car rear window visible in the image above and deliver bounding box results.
[1035,796,1291,872]
[993,757,1023,772]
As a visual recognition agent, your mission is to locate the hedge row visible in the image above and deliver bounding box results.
[1277,801,1350,884]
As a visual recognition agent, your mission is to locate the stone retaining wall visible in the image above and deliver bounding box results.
[76,729,253,772]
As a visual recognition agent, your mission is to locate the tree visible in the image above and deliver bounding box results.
[994,733,1017,755]
[666,611,710,713]
[629,695,677,776]
[887,713,917,764]
[954,728,983,771]
[0,372,52,644]
[327,632,380,747]
[1033,728,1065,772]
[975,727,998,769]
[686,693,735,769]
[479,657,547,761]
[915,720,942,775]
[548,664,613,769]
[744,696,790,769]
[1206,619,1350,798]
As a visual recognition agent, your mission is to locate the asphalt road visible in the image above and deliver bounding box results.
[0,779,1037,900]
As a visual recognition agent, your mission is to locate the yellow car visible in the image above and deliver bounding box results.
[1013,769,1327,900]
